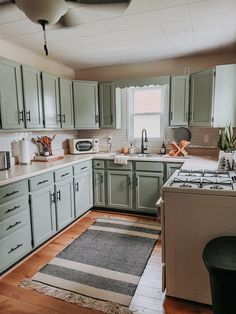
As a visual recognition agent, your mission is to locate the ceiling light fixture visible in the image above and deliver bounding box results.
[15,0,69,56]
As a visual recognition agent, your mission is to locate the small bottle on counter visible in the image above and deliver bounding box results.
[128,142,136,155]
[160,142,166,155]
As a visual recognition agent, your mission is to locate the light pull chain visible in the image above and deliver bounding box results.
[38,20,49,56]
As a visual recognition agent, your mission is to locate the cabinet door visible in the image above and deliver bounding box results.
[107,171,132,210]
[99,82,115,128]
[0,58,24,129]
[42,72,61,129]
[73,81,99,129]
[93,169,105,207]
[21,65,43,129]
[30,186,56,247]
[74,171,93,217]
[170,75,189,126]
[135,172,163,214]
[190,69,215,127]
[59,78,74,129]
[166,163,182,181]
[56,178,74,230]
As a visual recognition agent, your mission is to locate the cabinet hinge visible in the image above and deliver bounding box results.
[211,116,214,123]
[95,115,99,123]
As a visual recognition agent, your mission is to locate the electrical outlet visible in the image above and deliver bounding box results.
[107,134,112,143]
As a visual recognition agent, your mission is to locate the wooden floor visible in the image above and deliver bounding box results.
[0,210,213,314]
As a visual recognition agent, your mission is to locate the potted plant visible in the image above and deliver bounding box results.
[218,124,236,169]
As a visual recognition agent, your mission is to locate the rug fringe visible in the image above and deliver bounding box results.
[20,279,134,314]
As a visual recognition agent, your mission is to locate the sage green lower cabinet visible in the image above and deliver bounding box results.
[74,171,93,217]
[30,185,56,247]
[56,178,74,230]
[93,169,105,207]
[135,172,163,214]
[166,163,183,181]
[107,171,132,210]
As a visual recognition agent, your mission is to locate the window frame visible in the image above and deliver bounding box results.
[128,85,166,141]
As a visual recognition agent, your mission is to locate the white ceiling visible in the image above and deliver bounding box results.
[0,0,235,70]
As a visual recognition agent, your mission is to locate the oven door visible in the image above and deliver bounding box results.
[75,140,93,153]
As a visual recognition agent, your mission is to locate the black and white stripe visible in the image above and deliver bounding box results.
[31,218,160,306]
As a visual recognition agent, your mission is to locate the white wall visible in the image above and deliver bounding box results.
[0,38,74,79]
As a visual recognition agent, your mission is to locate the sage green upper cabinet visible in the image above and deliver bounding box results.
[190,69,214,127]
[59,78,74,129]
[21,65,43,129]
[41,72,61,129]
[0,57,24,129]
[190,65,236,127]
[170,75,189,126]
[107,170,133,210]
[73,80,99,129]
[99,82,121,129]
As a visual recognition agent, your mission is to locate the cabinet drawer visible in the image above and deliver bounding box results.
[93,160,105,169]
[0,225,32,273]
[107,160,132,171]
[0,210,30,239]
[0,197,28,221]
[135,161,163,172]
[0,181,28,204]
[29,172,54,191]
[74,160,92,175]
[55,166,73,182]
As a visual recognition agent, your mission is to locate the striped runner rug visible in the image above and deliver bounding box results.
[21,218,161,314]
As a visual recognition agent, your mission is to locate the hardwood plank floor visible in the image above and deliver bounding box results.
[0,210,213,314]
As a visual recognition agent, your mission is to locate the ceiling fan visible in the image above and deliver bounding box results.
[0,0,132,55]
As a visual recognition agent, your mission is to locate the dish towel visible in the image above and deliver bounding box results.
[114,155,128,165]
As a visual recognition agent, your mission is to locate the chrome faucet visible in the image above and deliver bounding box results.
[141,128,148,154]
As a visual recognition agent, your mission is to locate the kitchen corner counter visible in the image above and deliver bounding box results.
[0,153,218,187]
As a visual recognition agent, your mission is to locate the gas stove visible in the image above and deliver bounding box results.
[169,169,236,191]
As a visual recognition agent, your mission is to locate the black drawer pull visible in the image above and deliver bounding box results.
[8,243,23,254]
[37,179,49,185]
[96,163,100,166]
[57,190,61,201]
[3,190,19,198]
[5,205,20,214]
[81,166,88,170]
[6,221,21,230]
[61,172,70,177]
[75,182,79,192]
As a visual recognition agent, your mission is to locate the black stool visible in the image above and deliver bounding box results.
[203,236,236,314]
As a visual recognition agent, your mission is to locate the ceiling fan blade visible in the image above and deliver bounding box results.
[68,0,131,4]
[57,7,81,27]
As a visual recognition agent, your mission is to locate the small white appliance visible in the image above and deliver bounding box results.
[69,139,99,154]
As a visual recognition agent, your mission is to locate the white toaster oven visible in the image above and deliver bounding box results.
[69,139,99,154]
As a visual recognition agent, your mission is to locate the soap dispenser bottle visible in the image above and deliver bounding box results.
[160,142,166,155]
[128,142,136,155]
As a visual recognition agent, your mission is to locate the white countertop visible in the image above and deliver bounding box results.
[0,153,218,187]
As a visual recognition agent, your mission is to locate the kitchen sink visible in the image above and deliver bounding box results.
[129,153,164,158]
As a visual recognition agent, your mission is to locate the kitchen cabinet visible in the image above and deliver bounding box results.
[41,72,61,129]
[74,171,93,217]
[21,65,44,129]
[170,75,189,127]
[190,65,236,127]
[30,185,56,247]
[55,167,74,230]
[107,170,133,210]
[0,57,24,129]
[74,161,93,217]
[99,82,121,129]
[73,80,99,129]
[135,172,163,214]
[165,163,183,181]
[93,169,106,207]
[56,178,74,230]
[59,78,74,129]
